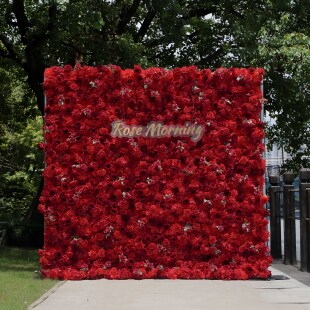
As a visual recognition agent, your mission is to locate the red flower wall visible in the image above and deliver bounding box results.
[39,65,271,280]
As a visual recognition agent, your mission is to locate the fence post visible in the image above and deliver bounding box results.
[269,175,282,259]
[299,168,310,272]
[283,171,296,266]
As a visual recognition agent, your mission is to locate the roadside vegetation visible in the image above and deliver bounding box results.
[0,247,57,310]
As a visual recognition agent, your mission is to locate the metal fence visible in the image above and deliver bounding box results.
[268,168,310,272]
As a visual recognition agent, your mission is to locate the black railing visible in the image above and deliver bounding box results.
[268,168,310,272]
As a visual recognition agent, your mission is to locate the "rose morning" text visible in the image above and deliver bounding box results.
[110,120,205,142]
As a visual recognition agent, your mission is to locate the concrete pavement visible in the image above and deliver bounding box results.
[29,267,310,310]
[272,260,310,287]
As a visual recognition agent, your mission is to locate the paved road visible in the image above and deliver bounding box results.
[29,267,310,310]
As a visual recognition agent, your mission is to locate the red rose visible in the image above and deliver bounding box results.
[40,65,269,280]
[37,142,45,150]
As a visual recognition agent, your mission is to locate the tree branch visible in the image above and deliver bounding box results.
[148,44,175,61]
[28,2,57,48]
[12,0,31,44]
[183,5,243,20]
[183,7,217,20]
[230,8,243,19]
[199,46,224,64]
[0,157,21,171]
[133,7,156,43]
[0,33,22,65]
[116,0,141,35]
[61,41,84,56]
[0,49,10,59]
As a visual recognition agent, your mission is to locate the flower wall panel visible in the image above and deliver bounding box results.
[39,65,271,280]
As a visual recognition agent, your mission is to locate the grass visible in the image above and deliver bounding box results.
[0,246,57,310]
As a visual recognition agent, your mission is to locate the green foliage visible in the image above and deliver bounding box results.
[0,115,43,228]
[0,64,38,127]
[0,62,43,243]
[255,2,310,171]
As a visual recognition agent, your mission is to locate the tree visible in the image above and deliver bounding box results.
[0,1,309,242]
[1,0,308,169]
[255,2,310,170]
[0,64,43,245]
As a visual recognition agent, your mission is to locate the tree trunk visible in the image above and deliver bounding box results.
[22,177,44,247]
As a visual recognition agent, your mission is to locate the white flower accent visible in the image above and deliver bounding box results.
[242,222,250,233]
[182,168,193,175]
[151,90,159,97]
[144,260,154,268]
[154,160,162,171]
[239,175,248,183]
[119,254,128,263]
[176,141,185,151]
[183,223,192,232]
[211,264,217,272]
[163,193,173,199]
[73,191,81,200]
[137,219,146,227]
[225,148,232,155]
[129,139,138,147]
[243,119,254,125]
[82,108,91,116]
[105,225,114,238]
[58,95,64,105]
[134,269,143,276]
[172,104,181,112]
[203,199,212,205]
[67,135,78,143]
[157,245,167,253]
[250,245,259,253]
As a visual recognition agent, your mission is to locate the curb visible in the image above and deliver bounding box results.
[28,281,65,309]
[271,261,310,287]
